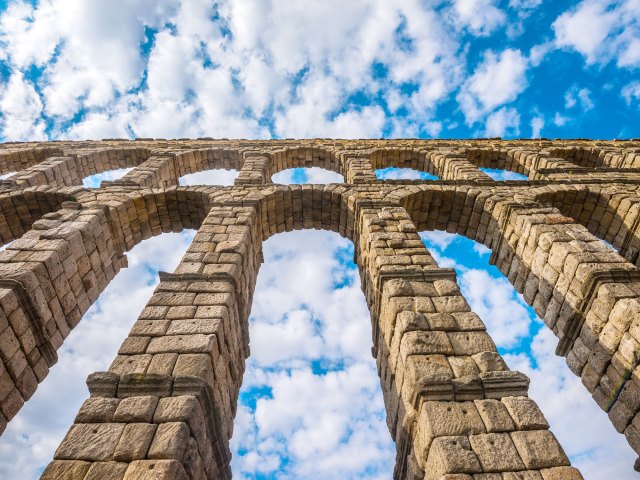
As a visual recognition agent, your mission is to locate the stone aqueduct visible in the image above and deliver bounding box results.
[0,138,639,479]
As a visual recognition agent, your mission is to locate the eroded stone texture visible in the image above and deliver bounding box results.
[1,138,638,478]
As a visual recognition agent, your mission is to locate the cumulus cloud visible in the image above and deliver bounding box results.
[450,0,507,36]
[0,73,47,140]
[554,0,640,68]
[565,85,594,111]
[531,115,544,138]
[622,81,640,104]
[457,49,529,124]
[484,106,521,137]
[0,0,468,140]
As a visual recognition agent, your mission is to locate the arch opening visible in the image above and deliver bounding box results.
[230,229,395,478]
[375,167,438,181]
[0,230,196,479]
[479,167,527,181]
[419,229,637,478]
[0,191,74,246]
[179,169,239,186]
[82,167,133,188]
[272,167,344,184]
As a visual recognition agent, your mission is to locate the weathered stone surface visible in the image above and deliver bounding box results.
[502,396,549,431]
[469,433,525,472]
[55,423,125,461]
[424,436,482,480]
[510,431,570,470]
[123,459,189,480]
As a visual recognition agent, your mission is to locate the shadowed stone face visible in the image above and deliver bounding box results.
[0,138,639,479]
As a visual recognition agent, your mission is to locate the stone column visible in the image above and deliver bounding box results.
[0,201,127,431]
[354,201,582,480]
[429,151,495,183]
[40,203,262,480]
[488,199,640,469]
[341,152,377,184]
[105,155,178,188]
[234,152,271,185]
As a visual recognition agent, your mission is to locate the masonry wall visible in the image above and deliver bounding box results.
[0,138,638,479]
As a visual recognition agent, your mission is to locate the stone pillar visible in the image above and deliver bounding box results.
[105,155,178,188]
[489,199,640,469]
[429,151,494,183]
[40,203,263,480]
[342,152,377,184]
[0,202,127,431]
[354,201,582,480]
[234,152,271,185]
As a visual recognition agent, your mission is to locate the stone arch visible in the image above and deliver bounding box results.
[395,185,640,466]
[257,185,354,241]
[546,146,640,169]
[4,147,152,188]
[531,185,640,266]
[369,148,439,177]
[0,187,217,429]
[0,189,75,245]
[0,146,64,175]
[268,146,343,180]
[172,148,241,180]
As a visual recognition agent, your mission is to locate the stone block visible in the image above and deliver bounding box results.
[469,432,525,472]
[473,399,515,433]
[85,462,129,480]
[114,423,157,461]
[55,423,125,461]
[148,421,191,462]
[423,436,482,480]
[502,396,549,430]
[123,460,189,480]
[40,460,91,479]
[113,395,158,423]
[510,430,570,469]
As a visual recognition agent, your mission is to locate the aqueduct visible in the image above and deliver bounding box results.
[0,138,639,479]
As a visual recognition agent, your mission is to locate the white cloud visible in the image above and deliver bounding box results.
[565,85,594,111]
[531,115,544,137]
[451,0,507,36]
[484,106,521,137]
[179,169,238,186]
[554,112,570,126]
[554,0,640,68]
[622,81,640,104]
[0,73,47,140]
[457,49,529,124]
[0,0,468,140]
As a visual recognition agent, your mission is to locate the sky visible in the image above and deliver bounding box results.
[0,1,639,479]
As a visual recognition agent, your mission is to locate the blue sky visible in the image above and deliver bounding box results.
[0,1,640,479]
[0,0,639,140]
